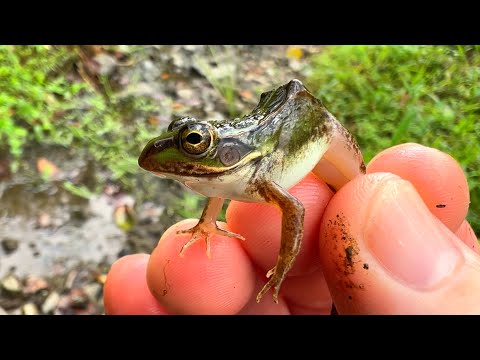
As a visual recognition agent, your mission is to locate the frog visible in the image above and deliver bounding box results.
[138,79,365,304]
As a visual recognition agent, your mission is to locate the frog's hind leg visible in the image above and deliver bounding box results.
[313,117,366,191]
[177,197,245,258]
[253,180,305,303]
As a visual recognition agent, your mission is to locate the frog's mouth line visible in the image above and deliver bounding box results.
[147,151,263,180]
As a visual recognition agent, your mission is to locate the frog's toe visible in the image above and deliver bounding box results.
[256,277,281,304]
[178,229,205,258]
[266,266,276,278]
[212,226,245,241]
[256,267,284,304]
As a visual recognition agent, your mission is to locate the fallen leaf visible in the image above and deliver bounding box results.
[286,46,304,60]
[96,274,107,284]
[172,102,184,110]
[161,72,170,80]
[148,116,161,126]
[239,90,253,100]
[37,158,60,180]
[114,204,135,232]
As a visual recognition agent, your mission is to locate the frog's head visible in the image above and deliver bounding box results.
[138,115,260,178]
[138,79,316,180]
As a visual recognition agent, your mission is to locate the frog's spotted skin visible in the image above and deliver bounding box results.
[138,79,365,304]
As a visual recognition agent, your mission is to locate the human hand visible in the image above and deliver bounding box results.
[103,143,480,314]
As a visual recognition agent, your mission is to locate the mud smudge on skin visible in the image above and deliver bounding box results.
[162,259,171,296]
[324,212,363,301]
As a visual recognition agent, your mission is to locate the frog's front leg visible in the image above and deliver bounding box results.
[253,180,305,304]
[177,197,245,258]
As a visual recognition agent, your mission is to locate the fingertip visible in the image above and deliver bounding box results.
[104,254,168,315]
[367,143,469,232]
[455,220,480,255]
[146,220,256,314]
[320,173,480,314]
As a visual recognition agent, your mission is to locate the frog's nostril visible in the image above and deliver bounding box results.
[288,79,305,93]
[138,137,174,170]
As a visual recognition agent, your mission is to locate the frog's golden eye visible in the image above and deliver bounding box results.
[180,124,213,156]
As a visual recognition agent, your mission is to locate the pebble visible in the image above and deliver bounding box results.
[1,274,22,294]
[42,292,60,314]
[1,238,19,254]
[0,307,7,315]
[22,303,39,315]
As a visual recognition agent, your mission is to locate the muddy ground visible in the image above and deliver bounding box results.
[0,45,322,314]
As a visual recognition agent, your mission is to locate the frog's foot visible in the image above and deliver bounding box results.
[256,266,286,304]
[177,222,245,258]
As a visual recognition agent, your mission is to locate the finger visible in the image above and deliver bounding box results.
[146,219,256,314]
[104,254,168,315]
[367,143,470,232]
[455,220,480,255]
[320,173,480,314]
[227,173,333,276]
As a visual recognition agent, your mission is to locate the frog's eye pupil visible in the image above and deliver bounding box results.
[186,132,202,144]
[180,125,213,156]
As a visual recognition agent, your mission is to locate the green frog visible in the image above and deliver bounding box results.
[138,79,365,304]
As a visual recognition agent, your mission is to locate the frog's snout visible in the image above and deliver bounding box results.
[138,142,154,170]
[138,136,174,171]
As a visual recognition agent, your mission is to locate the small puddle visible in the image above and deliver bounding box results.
[0,192,125,278]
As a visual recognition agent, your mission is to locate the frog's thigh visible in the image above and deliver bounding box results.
[313,124,365,191]
[313,157,350,192]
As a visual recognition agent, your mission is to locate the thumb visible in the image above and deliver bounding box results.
[319,173,480,314]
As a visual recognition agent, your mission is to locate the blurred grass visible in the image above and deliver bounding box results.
[306,45,480,234]
[0,45,159,185]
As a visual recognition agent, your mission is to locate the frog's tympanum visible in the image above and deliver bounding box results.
[139,79,365,303]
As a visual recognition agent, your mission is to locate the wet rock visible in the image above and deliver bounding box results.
[22,303,39,315]
[1,238,19,254]
[42,292,60,314]
[1,274,22,294]
[23,275,49,295]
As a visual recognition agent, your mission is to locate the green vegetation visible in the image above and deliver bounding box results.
[0,45,158,182]
[306,45,480,233]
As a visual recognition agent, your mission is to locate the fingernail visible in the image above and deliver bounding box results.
[365,179,462,289]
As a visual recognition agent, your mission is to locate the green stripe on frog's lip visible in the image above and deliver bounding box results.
[138,136,175,170]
